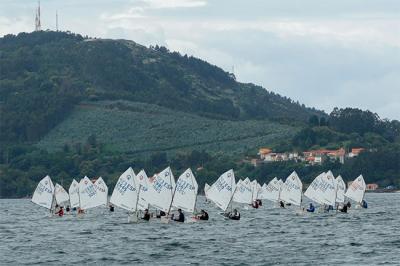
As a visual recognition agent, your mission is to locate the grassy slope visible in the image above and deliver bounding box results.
[37,100,298,156]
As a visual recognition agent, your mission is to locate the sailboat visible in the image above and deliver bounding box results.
[280,171,303,208]
[93,177,108,207]
[109,167,139,221]
[304,171,336,211]
[54,183,70,206]
[135,169,151,212]
[32,175,55,214]
[344,175,366,207]
[232,178,252,206]
[78,176,103,210]
[68,179,80,209]
[207,169,237,216]
[258,177,282,206]
[335,175,346,206]
[171,168,199,221]
[146,167,175,222]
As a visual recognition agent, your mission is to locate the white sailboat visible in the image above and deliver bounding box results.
[78,176,103,210]
[109,167,138,212]
[207,169,237,213]
[32,175,55,211]
[68,179,80,209]
[335,175,346,204]
[93,177,108,207]
[259,177,282,204]
[345,175,366,205]
[304,171,336,208]
[204,183,210,200]
[147,167,176,214]
[54,183,69,205]
[251,180,261,202]
[233,178,252,205]
[171,168,198,213]
[135,169,151,211]
[280,171,303,207]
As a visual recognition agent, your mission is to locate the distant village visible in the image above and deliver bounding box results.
[250,147,381,191]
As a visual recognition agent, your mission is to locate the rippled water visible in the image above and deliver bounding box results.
[1,193,399,265]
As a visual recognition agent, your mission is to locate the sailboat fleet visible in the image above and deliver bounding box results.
[31,167,368,221]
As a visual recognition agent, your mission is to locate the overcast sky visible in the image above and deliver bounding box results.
[1,0,399,120]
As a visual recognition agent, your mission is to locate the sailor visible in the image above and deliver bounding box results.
[78,208,85,214]
[109,204,115,212]
[346,201,351,208]
[279,201,285,208]
[142,209,150,221]
[306,203,315,213]
[156,210,166,218]
[228,209,240,220]
[361,200,368,209]
[173,209,185,222]
[197,209,209,220]
[257,199,262,206]
[252,200,259,209]
[56,206,64,217]
[65,205,71,213]
[340,204,348,213]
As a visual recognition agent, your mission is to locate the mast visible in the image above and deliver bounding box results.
[167,168,177,216]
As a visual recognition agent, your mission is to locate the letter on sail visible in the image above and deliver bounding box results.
[280,171,303,206]
[110,167,138,212]
[68,179,80,208]
[172,168,198,213]
[345,175,366,204]
[147,167,175,213]
[55,183,70,205]
[207,169,236,212]
[32,175,55,210]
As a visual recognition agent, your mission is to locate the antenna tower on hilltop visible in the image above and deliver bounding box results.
[35,1,41,31]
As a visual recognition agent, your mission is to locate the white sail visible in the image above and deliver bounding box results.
[250,180,260,201]
[54,183,69,205]
[204,183,211,198]
[110,167,138,212]
[304,171,336,206]
[345,175,366,203]
[335,175,346,203]
[259,177,281,202]
[207,169,236,212]
[233,178,252,204]
[147,167,176,213]
[280,171,303,206]
[68,179,80,208]
[135,169,150,211]
[172,168,198,213]
[32,175,55,210]
[93,177,108,207]
[79,176,103,210]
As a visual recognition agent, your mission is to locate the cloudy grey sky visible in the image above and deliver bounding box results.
[1,0,399,119]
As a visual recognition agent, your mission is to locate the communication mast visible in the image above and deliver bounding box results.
[35,1,41,31]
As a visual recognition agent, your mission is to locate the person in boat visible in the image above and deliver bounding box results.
[257,199,262,206]
[340,204,348,213]
[56,206,64,217]
[142,209,150,221]
[109,204,114,212]
[172,209,185,222]
[156,210,166,218]
[197,209,209,220]
[252,200,259,209]
[279,201,285,208]
[324,205,334,212]
[306,203,315,213]
[65,205,70,213]
[346,201,351,208]
[78,208,85,214]
[361,200,368,209]
[228,209,240,220]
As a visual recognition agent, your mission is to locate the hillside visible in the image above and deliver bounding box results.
[0,31,324,144]
[37,100,297,156]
